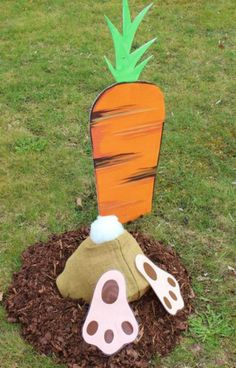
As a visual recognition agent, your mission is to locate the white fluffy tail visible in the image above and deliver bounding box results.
[90,216,125,244]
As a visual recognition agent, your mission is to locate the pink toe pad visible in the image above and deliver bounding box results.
[82,270,139,355]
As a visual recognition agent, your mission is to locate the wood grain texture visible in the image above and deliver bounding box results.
[90,82,165,223]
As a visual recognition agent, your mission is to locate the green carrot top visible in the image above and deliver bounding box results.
[105,0,156,83]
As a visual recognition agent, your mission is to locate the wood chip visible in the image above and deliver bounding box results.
[76,197,83,209]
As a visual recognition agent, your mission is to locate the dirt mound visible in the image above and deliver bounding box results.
[4,228,194,368]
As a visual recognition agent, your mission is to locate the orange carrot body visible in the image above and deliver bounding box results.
[90,82,165,224]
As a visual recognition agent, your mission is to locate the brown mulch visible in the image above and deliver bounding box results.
[4,228,194,368]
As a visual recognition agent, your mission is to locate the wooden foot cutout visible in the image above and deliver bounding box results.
[135,254,184,315]
[82,270,139,355]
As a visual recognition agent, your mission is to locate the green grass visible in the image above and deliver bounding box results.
[189,305,233,349]
[0,0,235,367]
[13,136,48,153]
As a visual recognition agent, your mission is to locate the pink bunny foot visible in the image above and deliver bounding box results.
[82,270,139,355]
[135,254,184,315]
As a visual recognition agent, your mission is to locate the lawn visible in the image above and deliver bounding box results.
[0,0,235,367]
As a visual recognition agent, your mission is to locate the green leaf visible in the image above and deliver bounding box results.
[122,0,132,35]
[104,56,118,80]
[104,15,126,67]
[133,55,153,80]
[129,38,156,68]
[128,3,153,50]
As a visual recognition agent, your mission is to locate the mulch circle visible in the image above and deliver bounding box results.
[4,228,194,368]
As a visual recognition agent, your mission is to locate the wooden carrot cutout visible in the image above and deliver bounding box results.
[90,0,165,223]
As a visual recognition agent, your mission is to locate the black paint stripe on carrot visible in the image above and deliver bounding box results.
[91,105,134,121]
[92,109,117,120]
[123,166,157,183]
[94,153,137,169]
